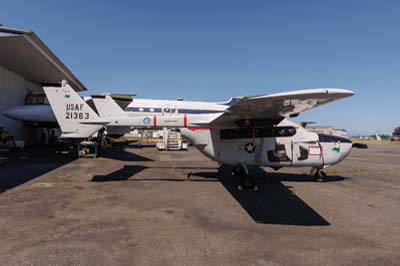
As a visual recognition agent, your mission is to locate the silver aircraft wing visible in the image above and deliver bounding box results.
[208,88,354,128]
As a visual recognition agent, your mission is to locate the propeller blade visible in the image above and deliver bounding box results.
[352,143,368,149]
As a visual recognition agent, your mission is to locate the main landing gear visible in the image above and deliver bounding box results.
[313,168,327,182]
[232,164,258,191]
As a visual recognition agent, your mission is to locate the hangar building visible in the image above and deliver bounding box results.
[0,25,85,144]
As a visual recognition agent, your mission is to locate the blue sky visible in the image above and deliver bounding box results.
[1,0,399,135]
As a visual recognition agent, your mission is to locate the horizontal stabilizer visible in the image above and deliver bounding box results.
[79,119,110,125]
[92,95,128,119]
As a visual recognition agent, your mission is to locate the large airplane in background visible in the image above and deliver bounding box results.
[42,81,367,189]
[3,93,239,123]
[3,90,242,136]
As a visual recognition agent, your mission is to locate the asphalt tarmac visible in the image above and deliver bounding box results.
[0,144,399,266]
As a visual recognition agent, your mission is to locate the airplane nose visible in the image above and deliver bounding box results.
[3,105,56,123]
[340,142,353,159]
[3,107,20,120]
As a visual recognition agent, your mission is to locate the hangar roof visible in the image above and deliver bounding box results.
[0,25,86,91]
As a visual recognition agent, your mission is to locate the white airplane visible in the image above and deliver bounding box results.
[43,82,366,189]
[3,91,238,136]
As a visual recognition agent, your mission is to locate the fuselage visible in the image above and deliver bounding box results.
[181,119,353,168]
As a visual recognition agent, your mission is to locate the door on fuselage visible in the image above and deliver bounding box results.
[261,138,293,167]
[291,141,323,167]
[219,127,297,166]
[261,141,324,168]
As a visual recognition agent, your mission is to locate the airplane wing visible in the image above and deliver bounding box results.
[208,88,354,128]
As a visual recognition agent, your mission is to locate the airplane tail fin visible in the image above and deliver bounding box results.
[43,82,108,138]
[91,94,129,119]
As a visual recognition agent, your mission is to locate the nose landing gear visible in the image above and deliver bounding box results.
[311,167,327,182]
[232,164,258,191]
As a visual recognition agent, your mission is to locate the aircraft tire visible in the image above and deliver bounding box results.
[233,165,246,176]
[241,176,256,190]
[314,171,327,182]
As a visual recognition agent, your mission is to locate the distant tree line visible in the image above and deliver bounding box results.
[380,134,391,140]
[394,127,400,137]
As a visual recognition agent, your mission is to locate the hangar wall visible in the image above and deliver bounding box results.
[0,64,41,141]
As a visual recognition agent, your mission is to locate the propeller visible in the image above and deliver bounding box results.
[352,143,368,149]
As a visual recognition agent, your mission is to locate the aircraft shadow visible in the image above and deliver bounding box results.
[274,173,346,182]
[193,166,333,226]
[99,147,153,162]
[89,163,336,226]
[0,148,76,193]
[91,165,219,183]
[92,165,148,182]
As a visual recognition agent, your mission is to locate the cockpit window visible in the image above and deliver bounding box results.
[318,133,351,143]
